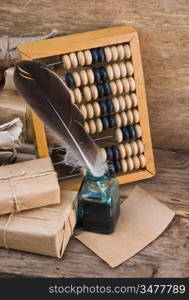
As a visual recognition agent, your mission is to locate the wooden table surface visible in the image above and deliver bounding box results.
[0,148,188,278]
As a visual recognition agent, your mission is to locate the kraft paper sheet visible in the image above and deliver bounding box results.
[0,189,77,258]
[76,186,175,268]
[0,157,60,215]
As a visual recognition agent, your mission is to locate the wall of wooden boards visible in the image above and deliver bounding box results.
[0,0,189,152]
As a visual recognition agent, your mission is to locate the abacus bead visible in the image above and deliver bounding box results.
[104,46,112,62]
[114,160,121,173]
[88,119,96,134]
[91,48,99,64]
[121,78,130,93]
[120,111,128,126]
[114,128,123,143]
[128,76,136,91]
[63,54,71,69]
[111,145,120,161]
[127,124,136,139]
[117,44,125,60]
[100,148,107,161]
[106,147,113,161]
[101,117,109,130]
[79,70,88,86]
[79,104,87,119]
[112,63,121,79]
[72,72,81,87]
[111,46,119,61]
[83,86,92,102]
[65,73,74,88]
[124,44,131,59]
[95,118,103,132]
[99,66,108,81]
[103,82,112,96]
[126,157,134,171]
[133,155,140,169]
[69,89,75,104]
[130,92,138,107]
[124,95,132,109]
[132,108,140,123]
[97,83,105,98]
[135,124,142,138]
[120,158,128,172]
[93,102,101,117]
[106,65,114,80]
[90,85,98,100]
[108,115,115,128]
[84,121,90,133]
[93,68,101,83]
[86,69,95,84]
[118,143,126,159]
[127,110,134,124]
[99,101,107,115]
[106,99,114,113]
[69,52,78,68]
[112,97,120,112]
[136,139,144,154]
[109,81,117,95]
[109,164,115,175]
[115,79,123,94]
[119,62,127,78]
[74,88,82,104]
[97,47,105,62]
[130,140,138,155]
[84,50,92,65]
[126,61,134,76]
[114,113,122,127]
[77,51,85,66]
[118,96,126,111]
[86,103,94,119]
[138,154,146,168]
[121,127,130,140]
[124,143,132,157]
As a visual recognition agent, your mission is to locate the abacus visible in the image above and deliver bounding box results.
[17,25,155,186]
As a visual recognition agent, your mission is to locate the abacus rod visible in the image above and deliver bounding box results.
[58,173,81,180]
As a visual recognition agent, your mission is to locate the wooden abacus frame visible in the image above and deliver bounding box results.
[17,25,155,186]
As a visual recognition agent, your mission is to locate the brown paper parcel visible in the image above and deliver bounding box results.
[0,157,60,215]
[76,186,175,268]
[0,189,77,257]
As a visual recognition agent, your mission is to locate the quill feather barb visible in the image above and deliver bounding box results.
[14,60,106,177]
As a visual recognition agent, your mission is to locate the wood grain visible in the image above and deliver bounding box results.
[0,148,188,278]
[0,0,189,151]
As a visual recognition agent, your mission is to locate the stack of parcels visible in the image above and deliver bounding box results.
[0,157,77,257]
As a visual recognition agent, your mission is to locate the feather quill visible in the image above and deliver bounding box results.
[14,60,107,177]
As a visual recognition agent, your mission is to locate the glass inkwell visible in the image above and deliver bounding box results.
[76,170,120,234]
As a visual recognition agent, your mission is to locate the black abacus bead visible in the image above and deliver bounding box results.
[101,116,109,129]
[97,83,105,98]
[114,160,121,173]
[65,73,74,88]
[127,125,136,139]
[106,99,114,113]
[111,145,120,161]
[93,68,101,83]
[121,127,130,141]
[108,115,115,128]
[103,82,112,97]
[97,47,105,62]
[99,66,108,81]
[91,48,99,64]
[105,147,113,161]
[99,101,107,115]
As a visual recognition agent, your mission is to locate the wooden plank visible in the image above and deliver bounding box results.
[0,148,188,278]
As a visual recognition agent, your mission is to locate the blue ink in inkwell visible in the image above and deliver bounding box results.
[76,170,120,234]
